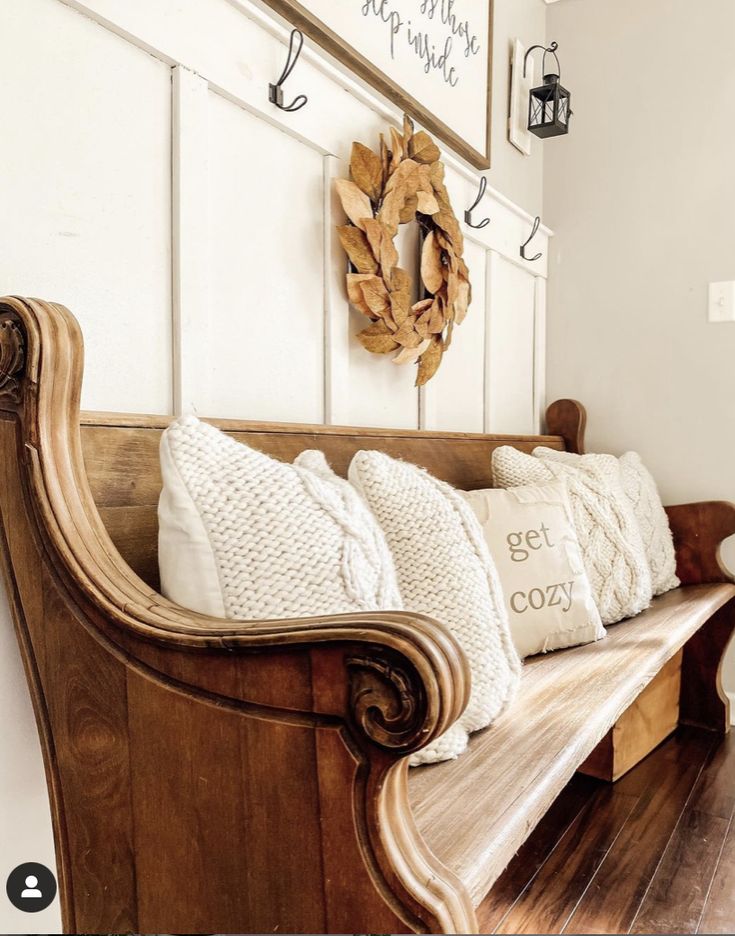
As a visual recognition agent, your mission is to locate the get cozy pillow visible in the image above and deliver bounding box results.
[492,446,652,624]
[158,416,402,620]
[536,448,679,596]
[461,482,604,658]
[348,450,521,766]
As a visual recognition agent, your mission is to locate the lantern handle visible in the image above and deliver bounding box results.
[523,40,561,81]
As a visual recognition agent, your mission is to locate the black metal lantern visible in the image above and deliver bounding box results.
[523,41,572,138]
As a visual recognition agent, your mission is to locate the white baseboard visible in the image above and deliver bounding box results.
[728,691,735,726]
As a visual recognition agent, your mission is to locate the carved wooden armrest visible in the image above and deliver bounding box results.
[665,501,735,586]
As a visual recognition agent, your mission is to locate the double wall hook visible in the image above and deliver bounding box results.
[464,176,490,229]
[520,216,543,262]
[269,29,308,113]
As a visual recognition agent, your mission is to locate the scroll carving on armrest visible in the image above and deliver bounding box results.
[665,501,735,585]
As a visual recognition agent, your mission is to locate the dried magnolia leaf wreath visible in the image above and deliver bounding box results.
[336,115,471,386]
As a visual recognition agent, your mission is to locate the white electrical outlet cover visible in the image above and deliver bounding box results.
[708,281,735,323]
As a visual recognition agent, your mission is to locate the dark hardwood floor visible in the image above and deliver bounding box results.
[477,727,735,935]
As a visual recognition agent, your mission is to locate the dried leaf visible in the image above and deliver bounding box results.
[379,133,390,186]
[380,231,399,283]
[362,217,384,260]
[421,231,445,294]
[393,316,423,349]
[393,337,431,366]
[335,179,373,231]
[378,184,406,235]
[454,278,471,325]
[410,130,441,164]
[403,113,415,148]
[429,161,445,187]
[357,319,399,354]
[398,194,418,224]
[359,276,391,315]
[347,273,380,316]
[386,158,420,195]
[390,268,412,326]
[389,127,404,174]
[416,190,440,215]
[416,337,443,386]
[350,142,383,202]
[338,225,378,274]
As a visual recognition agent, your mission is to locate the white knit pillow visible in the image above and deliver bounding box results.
[537,449,678,595]
[619,453,679,595]
[349,450,521,766]
[492,446,652,624]
[158,416,402,619]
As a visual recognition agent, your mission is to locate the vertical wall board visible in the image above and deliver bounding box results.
[0,0,173,414]
[421,240,487,432]
[200,89,325,422]
[173,66,211,416]
[485,251,537,434]
[533,276,547,434]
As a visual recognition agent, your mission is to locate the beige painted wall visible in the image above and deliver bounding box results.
[544,0,735,692]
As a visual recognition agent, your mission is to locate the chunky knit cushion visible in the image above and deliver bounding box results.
[492,446,652,624]
[158,416,403,620]
[349,450,521,766]
[619,453,679,596]
[538,449,679,598]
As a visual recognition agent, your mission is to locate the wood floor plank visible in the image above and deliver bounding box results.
[698,819,735,934]
[693,732,735,820]
[563,730,715,935]
[495,786,638,935]
[476,774,600,933]
[630,808,729,935]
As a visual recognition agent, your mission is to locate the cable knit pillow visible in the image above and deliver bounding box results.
[349,450,521,766]
[461,483,605,658]
[619,453,679,595]
[492,446,652,624]
[537,449,679,596]
[158,416,402,619]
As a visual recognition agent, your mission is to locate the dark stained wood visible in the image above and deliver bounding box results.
[2,296,735,934]
[495,786,638,934]
[477,729,735,936]
[564,730,716,935]
[680,599,735,731]
[666,500,735,586]
[544,398,587,454]
[699,818,735,934]
[475,774,598,933]
[630,810,729,935]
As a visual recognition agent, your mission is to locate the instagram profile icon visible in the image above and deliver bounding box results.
[6,862,57,912]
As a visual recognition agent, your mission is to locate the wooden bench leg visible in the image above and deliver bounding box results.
[680,598,735,733]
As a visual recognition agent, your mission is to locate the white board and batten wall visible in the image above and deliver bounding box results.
[0,1,550,931]
[1,0,551,437]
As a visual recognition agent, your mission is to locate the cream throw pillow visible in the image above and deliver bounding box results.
[492,447,652,624]
[158,416,402,620]
[537,449,679,597]
[349,450,521,766]
[461,482,604,658]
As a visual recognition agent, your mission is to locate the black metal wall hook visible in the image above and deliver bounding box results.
[269,29,308,112]
[464,176,490,229]
[520,216,543,262]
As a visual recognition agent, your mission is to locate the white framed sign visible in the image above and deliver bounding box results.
[261,0,494,169]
